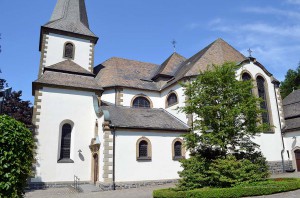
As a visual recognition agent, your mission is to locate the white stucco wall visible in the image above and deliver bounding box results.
[237,62,283,162]
[121,86,187,124]
[114,130,186,182]
[161,83,188,124]
[284,131,300,171]
[32,87,100,182]
[101,89,116,104]
[44,33,93,71]
[122,88,162,108]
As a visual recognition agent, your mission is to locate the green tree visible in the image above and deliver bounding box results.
[178,62,269,189]
[280,65,300,99]
[3,91,33,130]
[0,115,34,198]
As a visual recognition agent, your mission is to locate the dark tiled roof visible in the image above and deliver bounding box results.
[44,0,97,38]
[283,89,300,106]
[285,117,300,132]
[283,90,300,132]
[184,38,245,77]
[46,60,94,76]
[95,57,160,91]
[152,53,186,79]
[101,105,189,131]
[162,38,246,89]
[33,70,102,93]
[283,102,300,119]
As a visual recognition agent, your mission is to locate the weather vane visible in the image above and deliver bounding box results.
[171,39,177,53]
[247,48,253,57]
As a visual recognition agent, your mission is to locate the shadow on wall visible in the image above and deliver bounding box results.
[292,137,297,148]
[79,152,85,161]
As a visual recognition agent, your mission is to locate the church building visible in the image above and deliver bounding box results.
[31,0,292,190]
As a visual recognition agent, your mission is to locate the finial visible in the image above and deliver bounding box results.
[247,48,253,57]
[171,39,177,53]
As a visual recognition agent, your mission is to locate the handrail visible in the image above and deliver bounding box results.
[73,175,80,192]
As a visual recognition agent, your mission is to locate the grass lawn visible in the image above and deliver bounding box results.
[153,178,300,198]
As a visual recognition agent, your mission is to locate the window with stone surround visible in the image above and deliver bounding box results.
[172,138,185,160]
[256,76,270,125]
[58,123,74,163]
[64,42,75,59]
[166,92,178,108]
[132,96,151,108]
[136,137,152,161]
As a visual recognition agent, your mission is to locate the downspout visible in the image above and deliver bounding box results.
[110,124,116,190]
[273,81,285,172]
[114,87,117,106]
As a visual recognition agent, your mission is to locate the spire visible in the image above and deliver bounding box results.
[43,0,97,38]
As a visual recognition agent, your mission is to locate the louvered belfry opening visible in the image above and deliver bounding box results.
[60,124,72,159]
[64,43,74,59]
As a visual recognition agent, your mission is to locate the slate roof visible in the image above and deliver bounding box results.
[161,38,246,89]
[101,105,189,131]
[43,0,97,38]
[95,57,160,91]
[94,39,251,91]
[283,90,300,132]
[33,60,102,93]
[47,60,94,76]
[152,52,186,79]
[285,117,300,132]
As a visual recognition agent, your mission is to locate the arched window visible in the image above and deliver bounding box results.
[166,92,178,107]
[172,138,185,160]
[242,72,252,81]
[139,141,148,157]
[59,123,72,162]
[242,72,253,93]
[174,141,182,157]
[136,137,152,160]
[64,42,74,59]
[132,96,151,108]
[256,76,270,125]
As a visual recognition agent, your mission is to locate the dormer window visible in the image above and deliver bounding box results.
[64,42,75,59]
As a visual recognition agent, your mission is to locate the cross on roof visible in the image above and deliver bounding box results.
[171,39,177,52]
[247,48,253,57]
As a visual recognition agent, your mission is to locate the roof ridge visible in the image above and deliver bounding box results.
[107,56,159,66]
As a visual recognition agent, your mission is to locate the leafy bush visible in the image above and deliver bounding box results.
[178,155,269,190]
[207,155,269,188]
[153,178,300,198]
[0,115,34,198]
[178,156,209,190]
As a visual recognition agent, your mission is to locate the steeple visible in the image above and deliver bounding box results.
[42,0,97,39]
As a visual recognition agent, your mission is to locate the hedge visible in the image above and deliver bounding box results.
[153,178,300,198]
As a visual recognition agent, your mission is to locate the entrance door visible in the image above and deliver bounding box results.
[93,154,98,184]
[295,150,300,172]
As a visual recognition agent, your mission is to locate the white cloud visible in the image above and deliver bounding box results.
[242,7,300,19]
[208,21,300,80]
[186,23,200,30]
[286,0,300,5]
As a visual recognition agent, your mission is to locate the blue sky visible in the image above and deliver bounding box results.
[1,0,300,102]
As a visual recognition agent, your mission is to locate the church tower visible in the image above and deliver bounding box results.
[38,0,98,76]
[31,0,102,185]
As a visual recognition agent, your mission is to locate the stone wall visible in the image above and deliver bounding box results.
[28,181,90,190]
[268,160,293,174]
[98,179,178,191]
